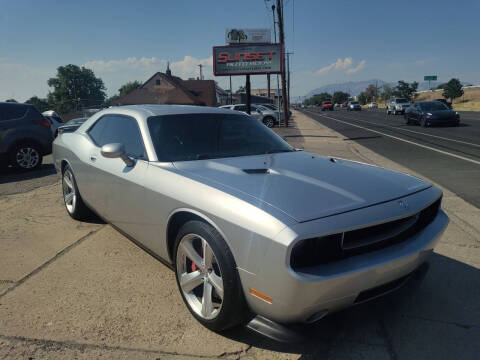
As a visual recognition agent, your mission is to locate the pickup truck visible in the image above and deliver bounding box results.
[321,101,334,111]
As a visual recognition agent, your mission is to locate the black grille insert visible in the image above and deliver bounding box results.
[290,197,441,270]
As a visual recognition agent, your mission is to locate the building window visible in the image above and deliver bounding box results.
[156,79,161,85]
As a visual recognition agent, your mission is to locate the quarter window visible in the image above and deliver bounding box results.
[88,115,146,158]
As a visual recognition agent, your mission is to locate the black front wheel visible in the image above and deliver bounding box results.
[9,142,43,171]
[421,117,428,127]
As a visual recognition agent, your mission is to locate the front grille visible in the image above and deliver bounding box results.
[290,197,441,270]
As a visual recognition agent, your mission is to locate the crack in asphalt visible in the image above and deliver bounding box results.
[402,314,480,330]
[0,280,15,284]
[0,334,215,359]
[0,227,104,299]
[378,319,398,360]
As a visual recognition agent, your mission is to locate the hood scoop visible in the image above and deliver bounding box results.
[243,168,270,174]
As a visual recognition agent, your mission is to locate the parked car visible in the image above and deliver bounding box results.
[230,104,278,128]
[368,102,378,109]
[404,101,460,127]
[347,101,362,111]
[321,101,334,111]
[341,102,348,108]
[0,102,53,170]
[53,105,448,332]
[387,98,411,115]
[257,103,292,118]
[334,103,340,110]
[57,117,88,135]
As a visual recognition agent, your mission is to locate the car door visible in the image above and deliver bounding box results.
[84,114,148,232]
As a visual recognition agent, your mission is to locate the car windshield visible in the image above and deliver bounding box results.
[350,102,359,105]
[396,99,409,103]
[67,117,87,125]
[261,104,277,110]
[147,113,293,162]
[419,102,449,111]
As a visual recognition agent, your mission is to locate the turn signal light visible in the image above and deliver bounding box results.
[249,288,273,304]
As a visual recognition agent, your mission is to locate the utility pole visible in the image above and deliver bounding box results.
[197,64,203,80]
[246,75,251,114]
[272,3,281,125]
[276,0,289,127]
[286,52,293,112]
[229,76,232,104]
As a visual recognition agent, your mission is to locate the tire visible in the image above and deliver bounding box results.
[8,142,43,171]
[404,114,410,125]
[174,220,245,331]
[62,164,92,220]
[420,117,428,127]
[387,109,391,115]
[262,116,274,128]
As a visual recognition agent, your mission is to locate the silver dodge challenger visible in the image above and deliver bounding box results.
[53,105,449,333]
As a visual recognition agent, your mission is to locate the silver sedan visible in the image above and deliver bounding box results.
[52,105,448,332]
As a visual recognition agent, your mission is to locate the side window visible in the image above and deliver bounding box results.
[87,117,108,146]
[101,115,146,158]
[235,105,247,112]
[0,104,27,121]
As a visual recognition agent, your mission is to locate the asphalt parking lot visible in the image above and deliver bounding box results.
[1,111,479,359]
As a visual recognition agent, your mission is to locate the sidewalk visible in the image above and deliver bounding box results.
[275,110,480,269]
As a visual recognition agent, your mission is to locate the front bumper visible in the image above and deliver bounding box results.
[238,188,448,324]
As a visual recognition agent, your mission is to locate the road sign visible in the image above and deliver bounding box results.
[424,75,437,81]
[213,43,283,76]
[225,29,271,44]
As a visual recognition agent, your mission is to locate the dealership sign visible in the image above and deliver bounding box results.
[213,43,283,76]
[225,28,271,44]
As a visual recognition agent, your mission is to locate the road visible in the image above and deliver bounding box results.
[301,108,480,208]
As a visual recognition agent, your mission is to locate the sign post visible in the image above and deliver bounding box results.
[424,75,438,90]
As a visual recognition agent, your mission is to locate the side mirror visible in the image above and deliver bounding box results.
[101,143,134,167]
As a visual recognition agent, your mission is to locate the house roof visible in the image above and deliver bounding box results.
[114,72,217,107]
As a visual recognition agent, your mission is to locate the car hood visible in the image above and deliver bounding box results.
[173,151,430,222]
[427,110,456,118]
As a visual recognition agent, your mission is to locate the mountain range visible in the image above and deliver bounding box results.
[304,79,448,98]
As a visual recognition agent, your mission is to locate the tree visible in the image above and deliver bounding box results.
[25,96,50,112]
[380,84,394,102]
[363,84,377,102]
[394,80,418,101]
[47,64,106,114]
[104,95,120,106]
[304,92,332,106]
[332,91,350,104]
[358,92,368,105]
[235,86,246,94]
[442,78,463,103]
[118,80,141,97]
[436,83,447,90]
[5,98,17,102]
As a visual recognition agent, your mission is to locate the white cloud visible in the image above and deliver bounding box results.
[346,60,366,74]
[83,55,214,96]
[315,57,365,76]
[0,62,53,102]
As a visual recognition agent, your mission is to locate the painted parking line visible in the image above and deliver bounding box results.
[306,110,480,166]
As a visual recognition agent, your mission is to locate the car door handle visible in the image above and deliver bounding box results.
[90,156,97,162]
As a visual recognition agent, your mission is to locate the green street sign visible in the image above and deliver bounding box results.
[424,75,437,81]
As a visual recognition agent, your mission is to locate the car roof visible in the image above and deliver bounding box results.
[100,104,236,118]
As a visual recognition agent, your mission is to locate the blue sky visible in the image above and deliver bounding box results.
[1,0,479,101]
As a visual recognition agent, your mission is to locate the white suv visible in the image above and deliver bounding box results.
[387,98,411,115]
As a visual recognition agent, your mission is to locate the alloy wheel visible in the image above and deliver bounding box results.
[264,117,274,128]
[176,234,224,320]
[15,147,40,169]
[62,169,77,214]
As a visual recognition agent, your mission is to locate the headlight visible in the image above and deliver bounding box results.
[290,234,343,269]
[427,112,433,116]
